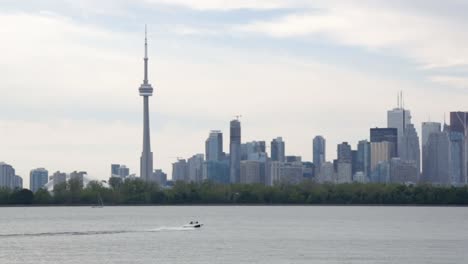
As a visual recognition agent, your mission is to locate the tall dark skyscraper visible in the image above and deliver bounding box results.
[271,137,285,162]
[313,136,326,172]
[229,119,241,183]
[370,128,398,157]
[139,26,154,181]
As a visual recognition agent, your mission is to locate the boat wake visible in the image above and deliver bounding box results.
[145,226,196,232]
[0,226,196,239]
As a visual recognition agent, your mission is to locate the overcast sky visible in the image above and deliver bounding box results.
[1,0,468,187]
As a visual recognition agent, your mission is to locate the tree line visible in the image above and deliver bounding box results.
[1,178,468,205]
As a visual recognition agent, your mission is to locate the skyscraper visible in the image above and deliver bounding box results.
[400,124,420,174]
[356,140,371,179]
[449,131,464,185]
[188,154,204,182]
[450,111,468,184]
[229,119,241,183]
[205,131,223,161]
[422,122,441,148]
[271,137,285,162]
[370,128,398,157]
[370,142,394,173]
[313,136,326,173]
[337,142,352,163]
[172,159,188,182]
[387,106,411,157]
[423,132,450,185]
[30,168,48,192]
[0,162,16,189]
[139,26,154,181]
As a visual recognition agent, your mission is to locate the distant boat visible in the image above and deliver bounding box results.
[92,194,104,208]
[183,221,203,228]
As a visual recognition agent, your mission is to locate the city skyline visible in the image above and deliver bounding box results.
[2,1,468,186]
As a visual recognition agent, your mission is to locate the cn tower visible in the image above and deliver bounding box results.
[139,25,154,181]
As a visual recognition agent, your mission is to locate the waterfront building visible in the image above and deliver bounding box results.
[387,102,411,157]
[172,159,188,182]
[229,119,241,183]
[30,168,48,192]
[313,136,326,174]
[336,162,352,183]
[205,130,223,161]
[13,175,23,189]
[389,158,418,184]
[111,164,120,177]
[302,162,315,180]
[371,161,390,183]
[188,154,204,182]
[0,162,15,189]
[422,122,442,148]
[271,137,285,162]
[370,128,398,157]
[450,111,468,184]
[353,171,368,183]
[356,140,371,179]
[422,132,450,185]
[269,161,303,185]
[203,160,230,184]
[400,124,420,174]
[240,160,262,184]
[152,169,167,186]
[337,142,352,163]
[242,141,266,160]
[370,141,395,172]
[285,156,302,163]
[318,162,335,183]
[449,131,464,185]
[51,171,67,187]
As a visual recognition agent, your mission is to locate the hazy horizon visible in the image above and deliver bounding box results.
[2,1,468,187]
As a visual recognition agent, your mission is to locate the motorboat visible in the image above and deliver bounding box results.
[183,221,203,228]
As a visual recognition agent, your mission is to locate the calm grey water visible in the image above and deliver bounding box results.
[0,206,467,263]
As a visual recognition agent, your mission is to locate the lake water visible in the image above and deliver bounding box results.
[0,206,467,263]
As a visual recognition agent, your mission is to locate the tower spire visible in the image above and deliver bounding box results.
[143,24,149,85]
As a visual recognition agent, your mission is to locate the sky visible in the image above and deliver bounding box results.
[1,0,468,187]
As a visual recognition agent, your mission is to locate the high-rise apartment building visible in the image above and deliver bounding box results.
[270,137,285,162]
[240,160,262,184]
[188,154,204,183]
[172,159,188,182]
[313,136,326,173]
[30,168,48,192]
[229,119,241,183]
[0,162,18,189]
[205,131,223,161]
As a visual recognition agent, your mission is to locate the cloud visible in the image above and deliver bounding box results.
[236,4,468,70]
[143,0,292,11]
[430,76,468,89]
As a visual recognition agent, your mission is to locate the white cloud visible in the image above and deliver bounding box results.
[144,0,292,10]
[236,5,468,70]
